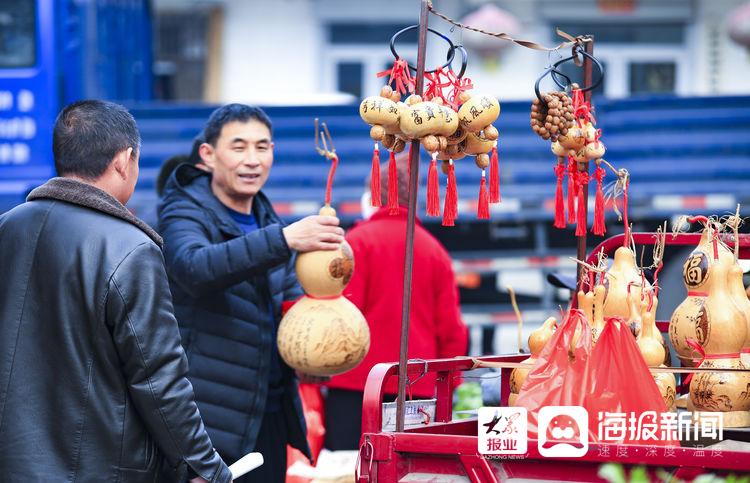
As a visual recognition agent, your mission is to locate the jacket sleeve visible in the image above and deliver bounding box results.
[106,242,232,483]
[160,203,292,297]
[434,250,469,359]
[282,252,304,302]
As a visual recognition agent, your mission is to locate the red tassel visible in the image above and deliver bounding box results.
[567,156,577,224]
[426,154,440,217]
[477,170,490,219]
[387,150,399,215]
[370,144,381,207]
[442,161,458,226]
[575,171,590,237]
[489,143,500,203]
[553,159,566,229]
[593,165,606,236]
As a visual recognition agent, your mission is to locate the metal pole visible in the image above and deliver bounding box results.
[576,37,595,288]
[395,0,429,433]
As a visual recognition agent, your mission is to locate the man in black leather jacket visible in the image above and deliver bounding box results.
[0,100,231,482]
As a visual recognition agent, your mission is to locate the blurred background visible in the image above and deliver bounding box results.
[2,0,750,355]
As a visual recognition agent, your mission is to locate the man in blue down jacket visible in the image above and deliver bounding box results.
[158,104,344,482]
[0,100,231,482]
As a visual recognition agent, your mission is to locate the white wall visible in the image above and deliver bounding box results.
[219,0,325,105]
[156,0,750,102]
[696,0,750,95]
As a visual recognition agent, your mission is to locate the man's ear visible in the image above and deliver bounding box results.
[112,148,133,180]
[199,143,215,169]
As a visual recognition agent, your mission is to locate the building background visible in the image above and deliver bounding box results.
[150,0,750,104]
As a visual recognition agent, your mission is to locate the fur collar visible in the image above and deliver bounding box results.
[27,177,163,247]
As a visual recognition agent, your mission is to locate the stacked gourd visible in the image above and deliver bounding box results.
[669,219,750,426]
[277,205,370,376]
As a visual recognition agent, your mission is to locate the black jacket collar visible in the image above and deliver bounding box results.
[27,177,163,247]
[166,164,281,238]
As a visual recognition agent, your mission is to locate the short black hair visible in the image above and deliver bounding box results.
[203,104,272,146]
[52,100,141,179]
[155,155,189,197]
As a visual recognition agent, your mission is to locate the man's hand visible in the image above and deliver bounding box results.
[282,215,344,252]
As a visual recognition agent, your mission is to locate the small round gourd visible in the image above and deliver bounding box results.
[359,96,400,141]
[457,93,500,133]
[585,140,606,160]
[462,132,494,156]
[558,126,586,151]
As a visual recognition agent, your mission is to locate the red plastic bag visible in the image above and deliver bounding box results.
[515,312,678,446]
[286,383,326,482]
[515,309,594,440]
[585,318,675,446]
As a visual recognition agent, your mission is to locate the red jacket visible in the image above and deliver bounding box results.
[327,207,468,398]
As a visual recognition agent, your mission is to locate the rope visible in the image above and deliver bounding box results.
[427,1,587,53]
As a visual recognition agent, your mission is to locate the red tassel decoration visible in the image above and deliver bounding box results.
[553,158,566,228]
[477,170,490,219]
[567,155,577,224]
[426,153,440,217]
[387,150,399,215]
[592,164,606,236]
[442,160,458,226]
[489,142,501,203]
[370,143,381,207]
[575,171,590,237]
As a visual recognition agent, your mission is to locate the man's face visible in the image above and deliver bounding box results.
[202,120,273,201]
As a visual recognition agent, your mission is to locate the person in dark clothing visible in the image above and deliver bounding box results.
[156,132,209,197]
[158,104,344,482]
[0,100,230,482]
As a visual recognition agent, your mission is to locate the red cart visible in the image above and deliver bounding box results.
[356,232,750,482]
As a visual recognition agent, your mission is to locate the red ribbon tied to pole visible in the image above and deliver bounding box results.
[423,66,452,104]
[377,58,415,95]
[445,69,473,110]
[571,88,595,127]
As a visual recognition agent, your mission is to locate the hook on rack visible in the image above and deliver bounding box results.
[533,43,604,105]
[446,43,468,79]
[390,25,456,74]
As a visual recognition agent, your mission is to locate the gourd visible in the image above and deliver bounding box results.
[508,317,557,405]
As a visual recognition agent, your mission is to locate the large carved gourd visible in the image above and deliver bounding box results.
[278,206,370,376]
[603,247,652,321]
[670,229,736,365]
[509,317,557,406]
[689,353,750,427]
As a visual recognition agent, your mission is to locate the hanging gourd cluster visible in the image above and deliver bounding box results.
[531,88,608,236]
[359,54,501,226]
